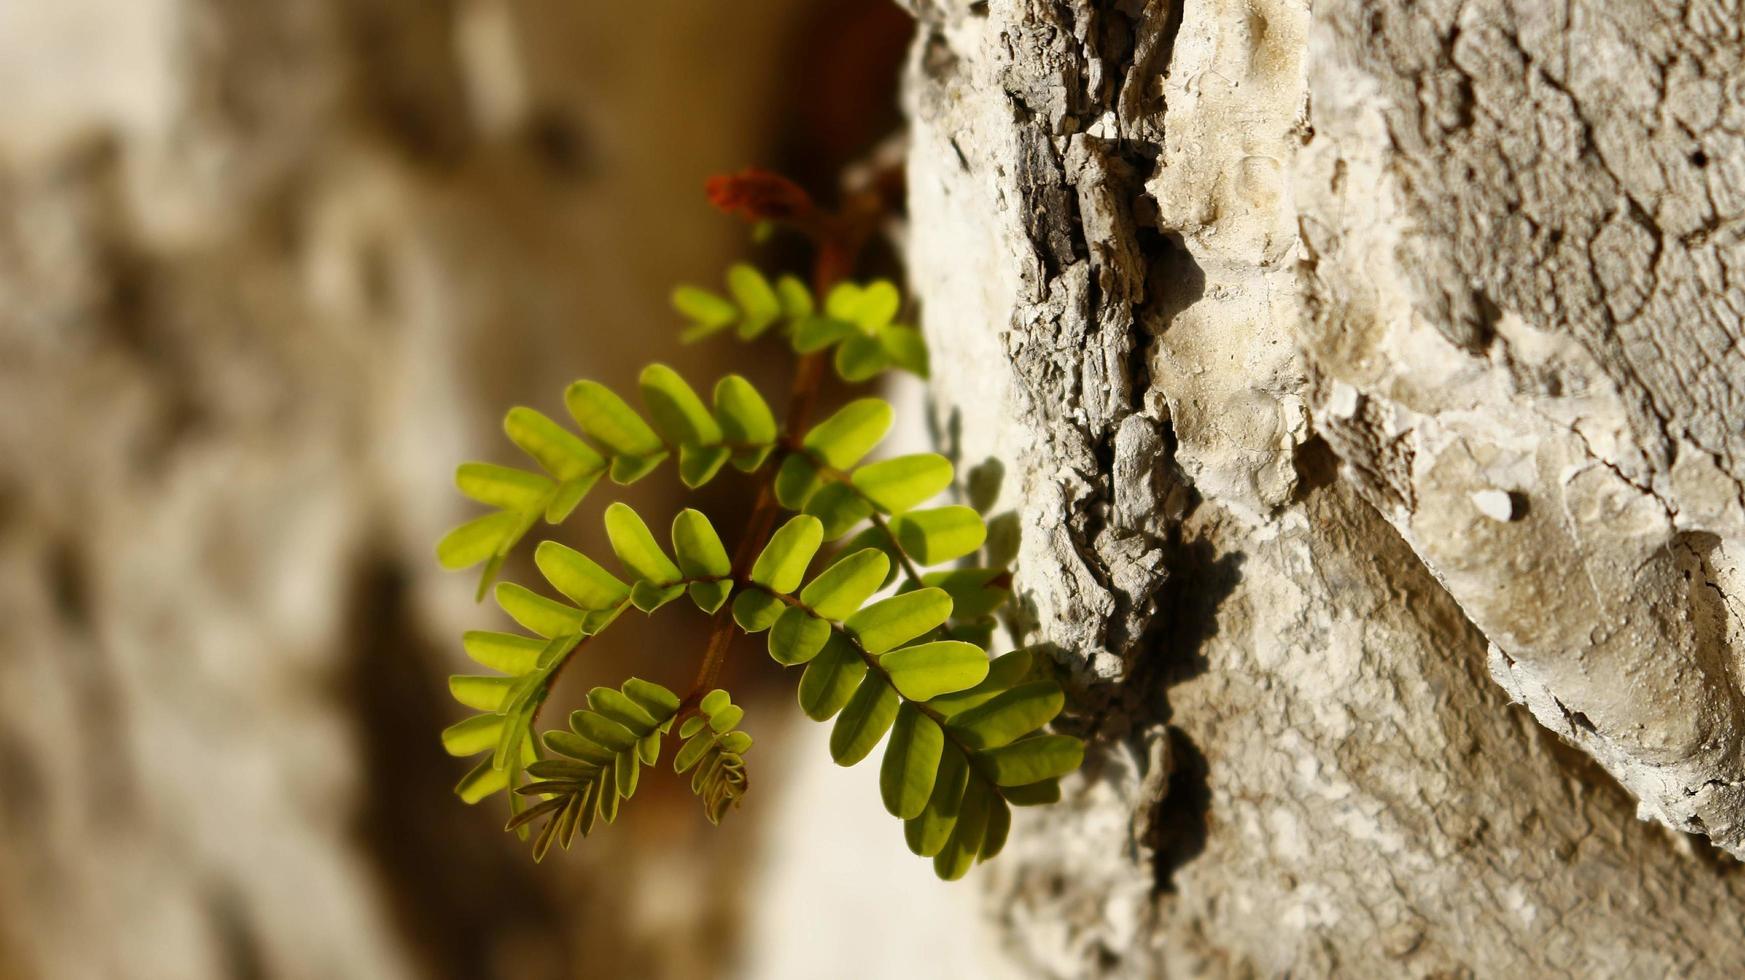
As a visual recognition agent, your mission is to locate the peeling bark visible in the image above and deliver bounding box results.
[902,0,1745,975]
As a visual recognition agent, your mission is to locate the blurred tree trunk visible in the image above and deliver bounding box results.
[901,0,1745,975]
[0,1,815,977]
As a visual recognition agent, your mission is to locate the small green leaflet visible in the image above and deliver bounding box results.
[981,734,1085,786]
[565,380,666,460]
[456,463,553,511]
[672,285,736,341]
[829,674,900,766]
[534,541,631,610]
[945,681,1064,750]
[799,549,890,620]
[803,482,873,539]
[803,399,893,469]
[776,275,813,319]
[604,503,682,585]
[879,641,989,701]
[798,634,867,721]
[750,515,823,592]
[889,506,987,564]
[713,376,776,470]
[727,264,781,338]
[845,588,953,654]
[904,743,967,857]
[881,704,944,819]
[639,364,723,447]
[769,607,831,666]
[671,508,731,612]
[850,454,953,513]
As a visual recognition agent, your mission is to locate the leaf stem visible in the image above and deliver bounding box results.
[682,226,858,708]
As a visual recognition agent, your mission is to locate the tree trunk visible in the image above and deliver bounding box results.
[901,0,1745,975]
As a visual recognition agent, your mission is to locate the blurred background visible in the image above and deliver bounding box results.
[0,2,1018,977]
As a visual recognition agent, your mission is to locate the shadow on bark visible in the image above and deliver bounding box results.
[1141,526,1244,892]
[340,553,575,980]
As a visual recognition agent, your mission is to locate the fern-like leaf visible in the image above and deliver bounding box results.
[512,678,681,860]
[444,256,1080,881]
[438,369,779,597]
[674,689,753,824]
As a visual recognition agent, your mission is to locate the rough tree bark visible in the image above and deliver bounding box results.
[901,0,1745,976]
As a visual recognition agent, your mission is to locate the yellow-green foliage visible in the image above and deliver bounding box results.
[438,267,1082,880]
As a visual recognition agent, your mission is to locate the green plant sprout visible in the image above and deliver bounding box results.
[436,170,1083,880]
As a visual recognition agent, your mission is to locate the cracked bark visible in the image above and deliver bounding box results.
[902,0,1745,975]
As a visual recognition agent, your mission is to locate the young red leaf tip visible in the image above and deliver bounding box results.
[705,168,815,223]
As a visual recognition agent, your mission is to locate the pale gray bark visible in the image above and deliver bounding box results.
[902,0,1745,976]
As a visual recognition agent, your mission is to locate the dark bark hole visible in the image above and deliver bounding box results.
[1690,149,1709,168]
[522,107,597,182]
[340,552,574,980]
[206,884,267,980]
[47,537,92,630]
[1148,728,1210,893]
